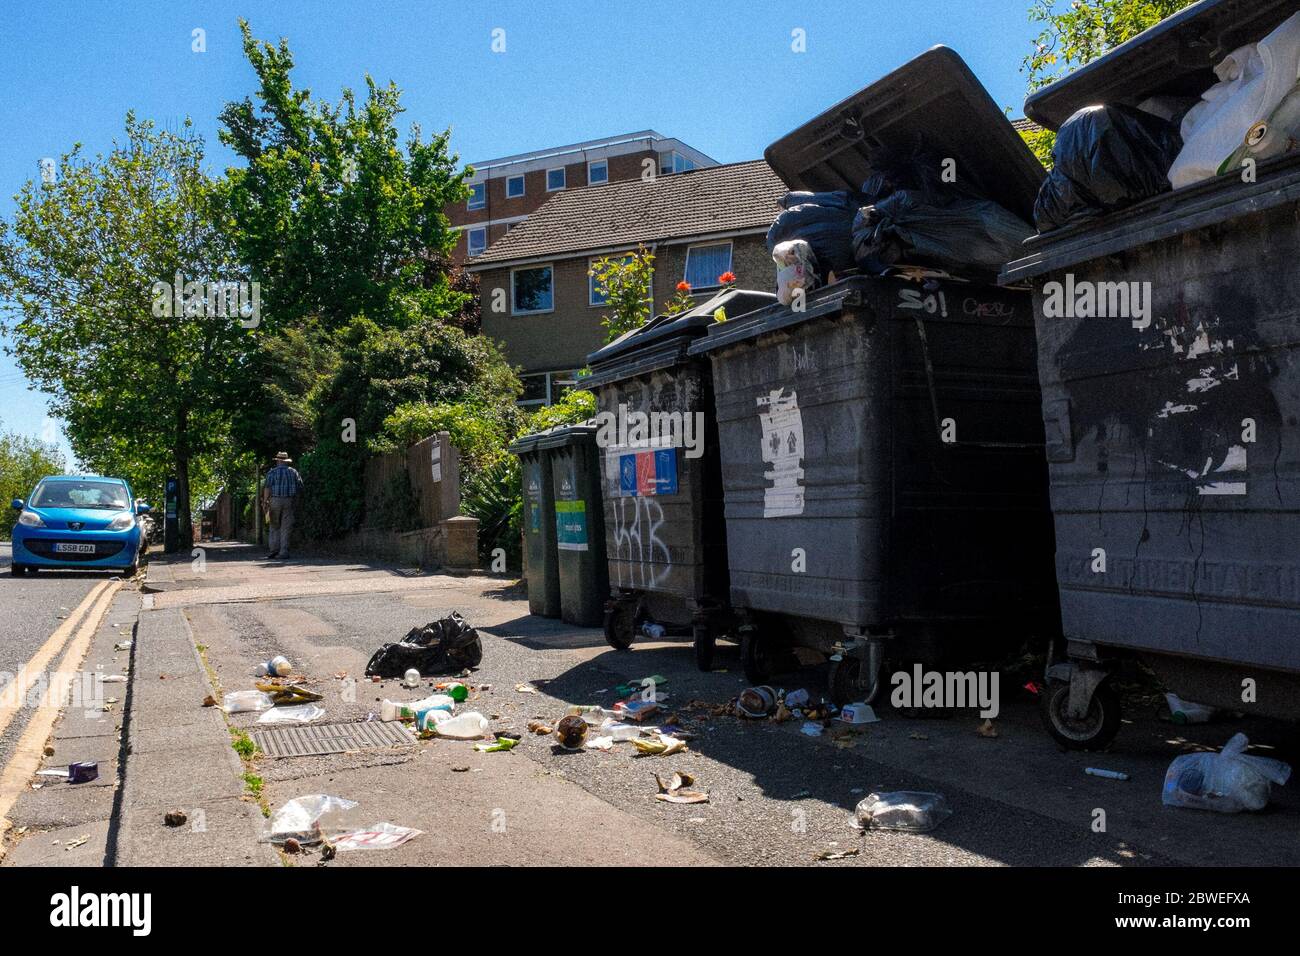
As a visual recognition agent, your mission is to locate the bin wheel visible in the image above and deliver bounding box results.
[693,623,716,672]
[740,629,779,684]
[827,655,883,708]
[1041,679,1121,751]
[603,602,636,651]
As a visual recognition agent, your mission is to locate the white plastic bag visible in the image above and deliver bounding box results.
[222,690,274,714]
[1169,11,1300,188]
[331,822,423,851]
[1162,733,1292,813]
[853,791,952,832]
[257,702,326,725]
[773,239,817,307]
[261,795,359,844]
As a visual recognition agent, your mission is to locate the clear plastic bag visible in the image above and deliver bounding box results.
[257,702,326,725]
[221,690,274,714]
[261,795,359,844]
[1162,733,1292,814]
[853,791,952,832]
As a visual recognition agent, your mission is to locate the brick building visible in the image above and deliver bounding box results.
[448,131,718,263]
[467,159,786,406]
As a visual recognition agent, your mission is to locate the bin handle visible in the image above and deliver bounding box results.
[911,317,1045,451]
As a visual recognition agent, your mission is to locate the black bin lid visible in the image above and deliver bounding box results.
[763,46,1045,224]
[1024,0,1300,131]
[586,288,777,368]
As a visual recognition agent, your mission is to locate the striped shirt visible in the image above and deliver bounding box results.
[266,464,303,498]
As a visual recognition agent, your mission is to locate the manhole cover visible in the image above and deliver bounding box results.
[253,720,416,758]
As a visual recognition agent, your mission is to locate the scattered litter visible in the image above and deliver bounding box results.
[817,847,860,861]
[613,698,661,723]
[331,822,422,851]
[632,734,688,757]
[473,736,519,753]
[320,841,336,861]
[527,720,553,736]
[654,771,709,804]
[853,791,951,832]
[451,766,470,772]
[257,703,326,725]
[365,613,483,678]
[201,695,216,708]
[801,721,824,737]
[283,838,302,854]
[432,711,490,739]
[101,675,127,684]
[600,721,640,742]
[839,702,879,725]
[255,655,292,678]
[68,762,98,784]
[1166,693,1217,725]
[786,689,810,708]
[614,675,668,697]
[515,683,538,694]
[261,794,359,845]
[437,681,470,702]
[222,690,274,714]
[257,683,323,706]
[909,732,929,741]
[1085,767,1130,781]
[976,719,999,738]
[1162,733,1292,814]
[164,810,187,827]
[43,745,54,757]
[380,694,454,723]
[586,736,615,752]
[402,668,421,688]
[64,835,89,851]
[737,685,777,719]
[114,641,132,651]
[36,769,69,778]
[555,714,588,750]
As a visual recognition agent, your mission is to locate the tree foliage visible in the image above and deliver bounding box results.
[590,247,655,342]
[0,115,256,544]
[0,424,65,539]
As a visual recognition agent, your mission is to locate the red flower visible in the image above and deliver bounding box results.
[676,281,691,292]
[718,271,736,285]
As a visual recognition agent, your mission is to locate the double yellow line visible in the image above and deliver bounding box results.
[0,579,122,859]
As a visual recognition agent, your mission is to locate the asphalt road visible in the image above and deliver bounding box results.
[183,571,1300,868]
[0,542,102,774]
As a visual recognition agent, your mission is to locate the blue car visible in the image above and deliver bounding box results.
[9,476,151,576]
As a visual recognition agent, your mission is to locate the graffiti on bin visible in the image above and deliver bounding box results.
[608,495,671,589]
[1055,297,1280,500]
[758,387,806,517]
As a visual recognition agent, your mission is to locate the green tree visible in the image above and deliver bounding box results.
[0,115,257,547]
[0,424,65,539]
[590,247,655,342]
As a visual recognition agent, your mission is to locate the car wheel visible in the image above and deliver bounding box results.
[10,563,26,576]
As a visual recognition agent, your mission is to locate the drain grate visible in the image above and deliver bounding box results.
[253,720,416,758]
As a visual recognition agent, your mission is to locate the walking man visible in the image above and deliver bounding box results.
[265,452,304,560]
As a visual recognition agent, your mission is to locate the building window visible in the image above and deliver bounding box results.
[467,182,485,210]
[660,151,696,175]
[546,168,566,191]
[589,254,639,306]
[506,174,525,198]
[683,242,732,290]
[518,370,583,407]
[519,374,548,407]
[466,226,487,257]
[588,160,608,185]
[511,265,554,314]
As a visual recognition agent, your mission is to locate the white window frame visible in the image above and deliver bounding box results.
[466,226,487,257]
[467,182,486,210]
[683,241,733,291]
[506,174,525,199]
[546,167,566,192]
[510,263,555,316]
[587,160,608,185]
[589,254,651,308]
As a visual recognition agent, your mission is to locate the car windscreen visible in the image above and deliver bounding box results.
[31,481,130,510]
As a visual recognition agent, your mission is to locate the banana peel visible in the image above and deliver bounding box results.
[633,734,688,757]
[256,683,324,706]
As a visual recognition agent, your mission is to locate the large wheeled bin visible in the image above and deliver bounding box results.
[586,289,777,668]
[688,48,1060,697]
[538,423,610,627]
[508,431,561,618]
[1003,0,1300,749]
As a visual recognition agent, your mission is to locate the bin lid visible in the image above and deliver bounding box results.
[764,46,1045,224]
[507,431,546,456]
[584,288,777,385]
[687,277,875,357]
[1024,0,1300,130]
[535,420,601,451]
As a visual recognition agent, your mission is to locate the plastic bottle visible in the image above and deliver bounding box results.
[434,711,490,739]
[403,668,421,688]
[255,655,291,677]
[419,708,451,732]
[438,682,469,703]
[381,694,455,722]
[640,622,666,639]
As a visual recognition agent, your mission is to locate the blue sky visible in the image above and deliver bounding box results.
[0,0,1043,468]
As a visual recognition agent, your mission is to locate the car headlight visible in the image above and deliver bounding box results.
[106,513,136,531]
[17,510,46,528]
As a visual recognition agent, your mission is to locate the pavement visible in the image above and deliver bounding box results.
[5,539,1300,867]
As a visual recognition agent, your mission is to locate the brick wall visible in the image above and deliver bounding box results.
[478,232,774,378]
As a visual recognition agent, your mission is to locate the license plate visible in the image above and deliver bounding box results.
[54,543,96,554]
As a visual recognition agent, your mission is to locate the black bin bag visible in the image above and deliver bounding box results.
[766,193,857,277]
[1034,103,1183,232]
[364,612,483,677]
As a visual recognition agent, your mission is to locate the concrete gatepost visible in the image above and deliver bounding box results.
[442,515,480,570]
